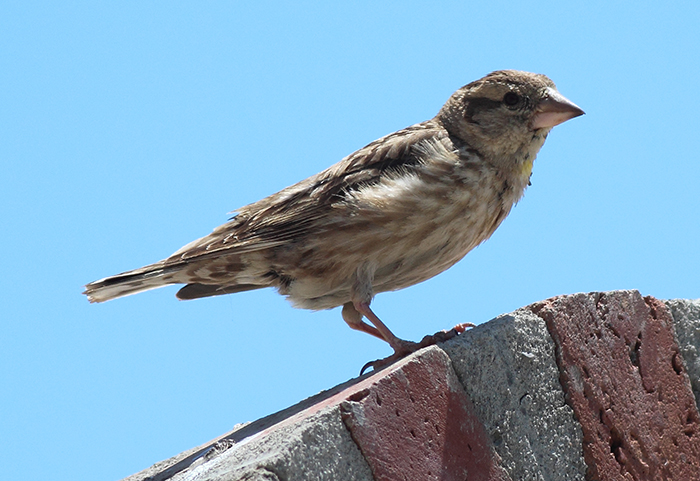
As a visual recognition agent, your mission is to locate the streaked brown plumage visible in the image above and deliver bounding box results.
[84,70,583,369]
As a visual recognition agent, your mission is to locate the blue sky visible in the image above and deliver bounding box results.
[2,2,699,480]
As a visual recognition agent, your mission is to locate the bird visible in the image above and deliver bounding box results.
[84,70,584,371]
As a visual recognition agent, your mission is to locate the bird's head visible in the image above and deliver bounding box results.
[437,70,584,163]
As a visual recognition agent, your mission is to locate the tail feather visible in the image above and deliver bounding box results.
[176,283,264,300]
[83,262,181,303]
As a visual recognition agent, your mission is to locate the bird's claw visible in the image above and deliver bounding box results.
[417,322,475,346]
[360,352,405,375]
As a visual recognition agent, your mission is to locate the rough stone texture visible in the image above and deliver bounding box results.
[120,293,700,481]
[168,407,374,481]
[122,375,381,481]
[125,346,506,481]
[340,346,510,481]
[665,298,700,407]
[441,309,587,481]
[531,291,700,480]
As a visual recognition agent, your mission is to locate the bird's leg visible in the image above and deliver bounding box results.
[346,300,474,374]
[341,302,386,341]
[345,264,472,373]
[351,301,418,354]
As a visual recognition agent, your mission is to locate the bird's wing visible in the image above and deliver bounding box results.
[167,121,450,263]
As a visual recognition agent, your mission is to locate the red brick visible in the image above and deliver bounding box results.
[530,291,700,480]
[340,347,510,481]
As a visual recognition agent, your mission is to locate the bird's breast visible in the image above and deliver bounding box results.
[335,158,520,292]
[281,148,530,307]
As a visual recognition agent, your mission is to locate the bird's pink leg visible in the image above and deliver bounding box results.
[349,301,475,374]
[341,302,386,341]
[352,301,418,354]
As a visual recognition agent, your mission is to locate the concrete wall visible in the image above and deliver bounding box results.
[123,291,700,481]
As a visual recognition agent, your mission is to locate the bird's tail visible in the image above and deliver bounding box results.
[83,261,181,303]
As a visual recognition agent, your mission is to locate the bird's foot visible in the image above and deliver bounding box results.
[416,322,474,346]
[360,350,412,375]
[360,322,475,375]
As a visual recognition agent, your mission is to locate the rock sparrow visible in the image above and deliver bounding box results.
[84,70,584,371]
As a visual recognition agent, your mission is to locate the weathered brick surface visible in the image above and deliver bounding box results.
[120,293,700,481]
[665,298,700,407]
[530,291,700,480]
[341,347,510,481]
[167,407,374,481]
[442,309,587,481]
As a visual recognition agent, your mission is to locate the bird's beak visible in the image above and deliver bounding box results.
[531,87,585,130]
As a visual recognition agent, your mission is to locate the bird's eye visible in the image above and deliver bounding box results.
[503,92,520,107]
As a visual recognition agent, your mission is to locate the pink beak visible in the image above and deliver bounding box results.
[531,87,584,130]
